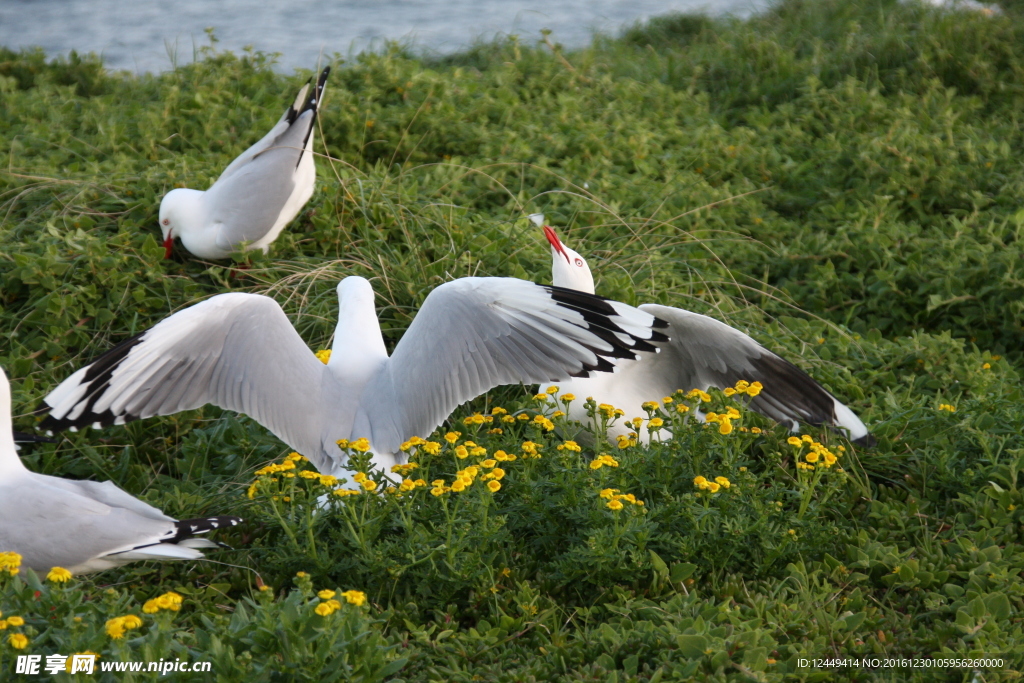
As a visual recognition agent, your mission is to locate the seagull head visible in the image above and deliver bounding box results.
[158,189,204,260]
[534,216,596,294]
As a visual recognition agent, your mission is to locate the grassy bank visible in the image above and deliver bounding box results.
[1,0,1024,679]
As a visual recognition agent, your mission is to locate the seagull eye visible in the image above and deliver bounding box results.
[162,218,170,226]
[574,258,583,267]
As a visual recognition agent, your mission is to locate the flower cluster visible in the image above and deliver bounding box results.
[705,407,741,435]
[520,441,542,459]
[556,440,582,452]
[599,488,645,510]
[723,380,763,398]
[0,551,22,575]
[248,452,338,499]
[142,591,183,614]
[0,609,28,648]
[694,475,731,493]
[105,614,143,639]
[399,436,442,455]
[336,437,371,452]
[615,433,638,449]
[787,435,842,470]
[431,460,506,495]
[589,454,620,470]
[314,349,331,364]
[938,403,956,412]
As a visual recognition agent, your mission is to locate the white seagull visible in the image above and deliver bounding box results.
[159,67,330,260]
[0,366,241,575]
[38,276,669,477]
[534,216,872,445]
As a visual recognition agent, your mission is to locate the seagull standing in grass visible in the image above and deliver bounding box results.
[0,366,241,575]
[159,67,330,260]
[39,276,669,477]
[534,215,872,445]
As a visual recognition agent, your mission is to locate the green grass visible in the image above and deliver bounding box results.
[2,0,1024,679]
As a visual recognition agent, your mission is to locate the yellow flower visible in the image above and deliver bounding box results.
[787,436,803,447]
[801,435,813,443]
[546,386,559,394]
[938,404,956,412]
[315,349,332,364]
[599,488,619,499]
[333,488,360,497]
[641,401,659,412]
[481,459,497,468]
[490,468,506,480]
[533,393,549,401]
[707,482,721,493]
[491,407,508,416]
[422,441,441,455]
[341,590,367,606]
[315,602,336,617]
[662,396,674,404]
[558,440,582,452]
[318,589,336,600]
[598,454,619,467]
[8,634,27,649]
[982,363,991,370]
[823,452,837,466]
[723,387,736,396]
[6,616,24,627]
[502,415,516,423]
[746,382,763,397]
[122,615,142,630]
[350,438,371,452]
[487,480,501,492]
[648,418,664,429]
[430,487,447,497]
[361,479,377,491]
[353,472,368,483]
[47,567,72,583]
[142,600,160,614]
[319,474,339,487]
[0,552,23,574]
[750,427,762,434]
[734,380,750,392]
[0,621,7,630]
[455,445,469,459]
[589,460,604,470]
[693,476,708,487]
[718,419,733,435]
[335,439,349,449]
[805,452,819,463]
[607,499,624,511]
[561,393,576,402]
[715,476,731,489]
[444,431,461,444]
[533,415,555,431]
[676,404,690,414]
[105,617,127,639]
[470,446,488,457]
[451,480,467,492]
[288,452,306,461]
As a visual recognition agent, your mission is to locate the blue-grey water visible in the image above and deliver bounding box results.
[0,0,766,74]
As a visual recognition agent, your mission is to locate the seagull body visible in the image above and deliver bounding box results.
[0,367,240,575]
[40,276,669,477]
[536,218,872,445]
[159,67,330,260]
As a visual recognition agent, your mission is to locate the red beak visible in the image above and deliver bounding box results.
[163,232,174,260]
[543,225,570,263]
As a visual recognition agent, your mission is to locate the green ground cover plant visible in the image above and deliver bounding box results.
[1,0,1024,679]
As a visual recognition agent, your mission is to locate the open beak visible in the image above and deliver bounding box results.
[163,232,174,260]
[543,224,570,264]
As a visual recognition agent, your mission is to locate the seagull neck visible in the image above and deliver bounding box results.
[0,375,26,475]
[329,282,388,379]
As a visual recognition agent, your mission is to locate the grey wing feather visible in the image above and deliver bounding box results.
[216,81,310,182]
[357,278,664,453]
[0,479,177,572]
[638,304,869,441]
[31,474,172,522]
[41,293,330,466]
[205,114,313,250]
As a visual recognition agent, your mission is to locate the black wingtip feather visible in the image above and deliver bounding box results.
[38,333,147,433]
[12,431,56,444]
[166,516,243,545]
